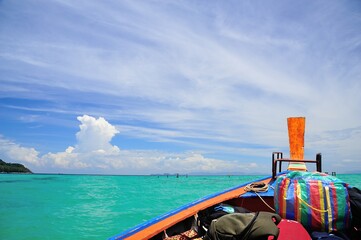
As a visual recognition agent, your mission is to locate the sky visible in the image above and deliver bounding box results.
[0,0,360,175]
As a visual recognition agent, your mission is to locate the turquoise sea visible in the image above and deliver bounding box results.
[1,174,361,240]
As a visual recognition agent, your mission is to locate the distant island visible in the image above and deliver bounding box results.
[0,159,32,173]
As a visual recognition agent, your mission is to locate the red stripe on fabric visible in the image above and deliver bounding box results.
[310,180,322,230]
[330,182,338,231]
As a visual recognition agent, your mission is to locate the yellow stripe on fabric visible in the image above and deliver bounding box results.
[325,186,333,232]
[296,195,329,213]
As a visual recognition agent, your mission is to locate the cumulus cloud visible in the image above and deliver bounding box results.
[1,114,359,174]
[75,115,120,153]
[42,146,78,168]
[0,135,41,166]
[43,115,121,169]
[48,115,254,174]
[0,115,261,174]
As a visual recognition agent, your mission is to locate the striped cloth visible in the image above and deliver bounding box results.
[274,171,351,232]
[287,162,308,171]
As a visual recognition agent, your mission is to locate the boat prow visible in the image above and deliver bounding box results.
[109,118,359,240]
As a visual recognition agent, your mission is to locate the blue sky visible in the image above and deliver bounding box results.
[0,0,360,174]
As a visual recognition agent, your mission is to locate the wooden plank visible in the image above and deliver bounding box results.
[287,117,307,171]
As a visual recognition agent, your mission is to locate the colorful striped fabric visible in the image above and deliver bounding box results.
[287,162,308,171]
[274,171,351,232]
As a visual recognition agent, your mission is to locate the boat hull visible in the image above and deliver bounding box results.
[109,175,276,240]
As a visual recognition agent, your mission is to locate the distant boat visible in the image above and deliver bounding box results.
[109,117,358,240]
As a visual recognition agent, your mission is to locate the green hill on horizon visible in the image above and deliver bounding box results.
[0,159,32,173]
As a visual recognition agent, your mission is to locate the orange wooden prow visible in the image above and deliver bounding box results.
[287,117,307,171]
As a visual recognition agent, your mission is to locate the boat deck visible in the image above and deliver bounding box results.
[241,178,277,198]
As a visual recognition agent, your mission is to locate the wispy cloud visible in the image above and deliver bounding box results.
[0,1,360,173]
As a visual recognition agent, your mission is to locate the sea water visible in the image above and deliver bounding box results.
[1,174,361,240]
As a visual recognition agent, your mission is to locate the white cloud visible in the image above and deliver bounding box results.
[35,116,209,173]
[0,1,360,174]
[43,115,121,169]
[42,148,77,168]
[0,113,359,174]
[0,116,262,174]
[0,136,41,166]
[75,115,120,153]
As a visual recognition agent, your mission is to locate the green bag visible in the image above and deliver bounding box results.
[205,212,281,240]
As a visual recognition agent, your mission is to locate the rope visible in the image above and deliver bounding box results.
[244,182,275,212]
[244,182,269,192]
[296,194,329,213]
